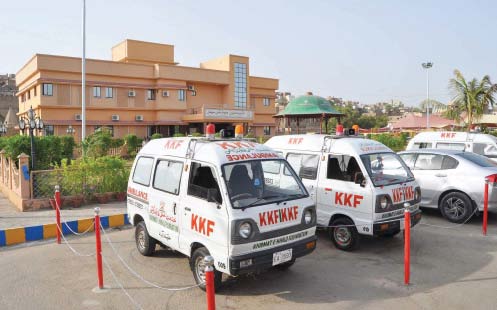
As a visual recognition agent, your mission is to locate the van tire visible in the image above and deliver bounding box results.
[329,218,359,251]
[439,192,474,223]
[135,221,156,256]
[190,247,222,291]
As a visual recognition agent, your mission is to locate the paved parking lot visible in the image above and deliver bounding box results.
[2,208,497,310]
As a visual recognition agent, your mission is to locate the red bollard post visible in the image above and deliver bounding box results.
[204,256,216,310]
[483,178,489,236]
[55,185,61,244]
[404,203,411,286]
[94,207,104,289]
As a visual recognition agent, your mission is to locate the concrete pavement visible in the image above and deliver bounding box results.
[1,209,497,309]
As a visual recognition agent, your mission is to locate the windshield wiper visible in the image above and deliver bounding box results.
[243,194,283,209]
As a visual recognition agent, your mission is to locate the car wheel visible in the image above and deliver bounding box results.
[190,247,222,291]
[135,221,156,256]
[440,192,473,223]
[329,218,359,251]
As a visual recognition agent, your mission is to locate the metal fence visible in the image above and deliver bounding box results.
[31,165,132,199]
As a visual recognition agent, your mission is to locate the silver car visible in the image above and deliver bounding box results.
[399,149,497,223]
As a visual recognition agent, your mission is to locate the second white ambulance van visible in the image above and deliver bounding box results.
[127,137,317,290]
[265,134,422,251]
[406,131,497,161]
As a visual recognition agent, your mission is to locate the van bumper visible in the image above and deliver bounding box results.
[373,209,422,236]
[228,235,317,276]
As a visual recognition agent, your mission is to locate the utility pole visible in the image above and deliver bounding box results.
[422,62,433,129]
[82,0,87,152]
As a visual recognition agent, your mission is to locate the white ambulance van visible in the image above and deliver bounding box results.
[265,134,422,251]
[406,131,497,161]
[127,137,317,290]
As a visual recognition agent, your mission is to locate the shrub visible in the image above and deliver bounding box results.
[83,130,112,158]
[58,156,130,196]
[124,134,141,154]
[60,136,76,160]
[173,133,185,137]
[368,133,408,152]
[190,132,203,137]
[151,133,163,140]
[109,138,124,148]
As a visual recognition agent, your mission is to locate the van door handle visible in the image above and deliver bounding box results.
[435,173,447,177]
[185,207,191,212]
[173,203,177,215]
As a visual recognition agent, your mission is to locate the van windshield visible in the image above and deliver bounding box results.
[360,152,414,187]
[222,159,308,209]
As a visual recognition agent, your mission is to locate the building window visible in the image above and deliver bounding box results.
[93,86,101,97]
[44,125,54,136]
[178,89,186,101]
[263,126,271,136]
[21,94,25,102]
[147,89,156,100]
[33,87,37,97]
[263,97,270,106]
[234,63,247,108]
[27,90,31,100]
[105,87,113,98]
[42,83,53,96]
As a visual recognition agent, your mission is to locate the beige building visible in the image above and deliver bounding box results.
[16,39,279,141]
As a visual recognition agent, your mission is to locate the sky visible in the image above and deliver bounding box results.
[1,0,496,106]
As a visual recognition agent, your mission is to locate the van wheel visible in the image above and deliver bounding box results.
[329,218,359,251]
[440,192,473,223]
[274,259,295,271]
[190,247,222,291]
[135,221,156,256]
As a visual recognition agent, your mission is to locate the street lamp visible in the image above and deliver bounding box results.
[66,125,75,135]
[422,62,433,129]
[18,106,44,170]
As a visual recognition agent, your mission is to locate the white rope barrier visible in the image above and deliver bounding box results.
[100,223,202,291]
[55,220,95,257]
[102,256,144,310]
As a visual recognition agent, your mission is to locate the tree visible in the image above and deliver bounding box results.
[419,99,446,113]
[448,70,497,131]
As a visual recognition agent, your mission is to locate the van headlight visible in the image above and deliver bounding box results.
[239,222,252,239]
[415,187,421,202]
[304,210,313,224]
[380,196,389,209]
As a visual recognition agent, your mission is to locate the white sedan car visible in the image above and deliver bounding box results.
[399,149,497,223]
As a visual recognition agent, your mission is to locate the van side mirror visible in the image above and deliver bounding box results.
[354,172,365,187]
[485,150,497,157]
[207,188,220,204]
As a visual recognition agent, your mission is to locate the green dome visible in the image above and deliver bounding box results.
[276,93,343,117]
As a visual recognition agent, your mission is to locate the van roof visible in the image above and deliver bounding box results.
[265,134,393,155]
[410,131,497,143]
[137,137,282,166]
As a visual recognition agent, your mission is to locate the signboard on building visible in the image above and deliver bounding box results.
[204,108,253,120]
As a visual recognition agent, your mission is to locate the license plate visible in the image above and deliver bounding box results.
[272,249,292,266]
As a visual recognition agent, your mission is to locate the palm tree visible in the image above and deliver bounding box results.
[448,70,497,131]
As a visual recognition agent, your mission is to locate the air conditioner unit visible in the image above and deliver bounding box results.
[135,115,144,121]
[128,90,136,97]
[191,90,197,96]
[75,114,82,121]
[187,85,195,91]
[111,115,120,121]
[162,90,170,97]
